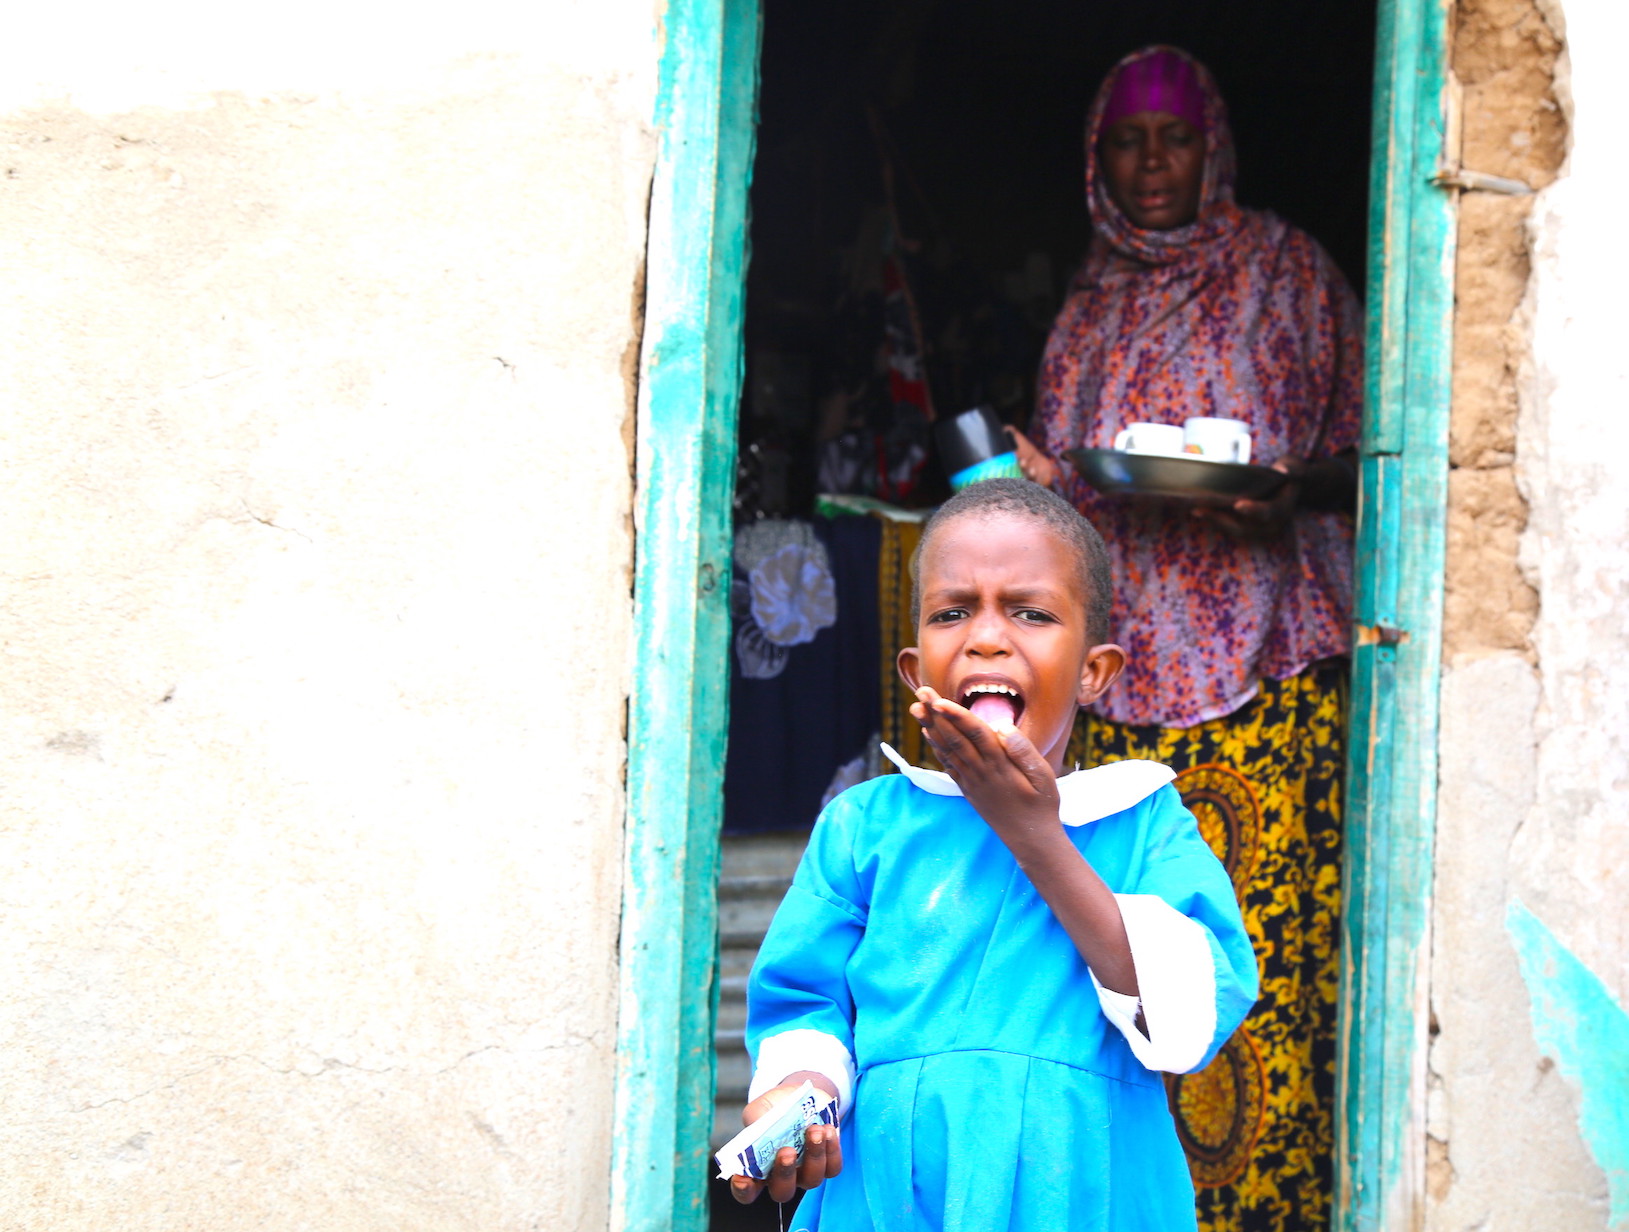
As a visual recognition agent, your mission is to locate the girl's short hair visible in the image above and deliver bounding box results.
[911,478,1114,643]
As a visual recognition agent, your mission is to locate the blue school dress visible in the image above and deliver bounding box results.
[745,747,1258,1232]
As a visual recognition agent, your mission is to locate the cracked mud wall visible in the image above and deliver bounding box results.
[0,4,659,1228]
[1432,0,1629,1227]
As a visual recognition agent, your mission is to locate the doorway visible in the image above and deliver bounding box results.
[716,5,1377,1231]
[613,0,1458,1228]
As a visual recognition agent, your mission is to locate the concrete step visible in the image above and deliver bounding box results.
[711,829,811,1149]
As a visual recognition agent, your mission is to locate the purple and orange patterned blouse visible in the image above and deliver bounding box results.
[1038,46,1363,728]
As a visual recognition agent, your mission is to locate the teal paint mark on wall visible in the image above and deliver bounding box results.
[1507,898,1629,1228]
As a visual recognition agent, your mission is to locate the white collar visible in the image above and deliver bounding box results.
[878,742,1174,827]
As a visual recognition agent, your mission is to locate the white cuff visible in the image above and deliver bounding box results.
[748,1028,856,1116]
[1095,985,1143,1040]
[1091,893,1218,1073]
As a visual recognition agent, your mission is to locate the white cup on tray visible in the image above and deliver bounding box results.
[1112,422,1185,457]
[1182,417,1252,463]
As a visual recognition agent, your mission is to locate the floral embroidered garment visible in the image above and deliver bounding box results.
[1036,45,1363,727]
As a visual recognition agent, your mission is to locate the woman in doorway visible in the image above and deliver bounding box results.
[1007,46,1362,1232]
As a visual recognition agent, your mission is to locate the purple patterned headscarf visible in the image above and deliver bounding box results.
[1085,45,1239,266]
[1100,48,1207,135]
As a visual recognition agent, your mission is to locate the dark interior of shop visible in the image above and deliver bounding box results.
[734,0,1376,520]
[712,0,1375,1223]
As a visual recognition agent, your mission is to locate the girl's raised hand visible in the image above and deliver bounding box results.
[911,686,1061,840]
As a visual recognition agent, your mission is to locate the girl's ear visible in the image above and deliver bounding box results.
[1076,643,1127,707]
[897,646,924,694]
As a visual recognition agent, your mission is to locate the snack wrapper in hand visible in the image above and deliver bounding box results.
[713,1080,840,1180]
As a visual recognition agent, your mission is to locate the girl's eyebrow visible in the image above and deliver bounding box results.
[1001,585,1068,602]
[923,582,1069,605]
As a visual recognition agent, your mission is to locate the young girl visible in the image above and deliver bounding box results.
[730,478,1257,1231]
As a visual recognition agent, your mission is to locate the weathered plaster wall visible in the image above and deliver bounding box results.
[1441,0,1562,660]
[0,5,657,1228]
[1432,0,1629,1226]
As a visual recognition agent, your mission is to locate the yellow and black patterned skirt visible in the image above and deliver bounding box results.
[1068,663,1346,1232]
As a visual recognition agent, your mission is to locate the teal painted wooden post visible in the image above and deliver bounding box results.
[611,0,761,1228]
[1339,0,1456,1227]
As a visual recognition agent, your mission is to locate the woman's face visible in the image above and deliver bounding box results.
[1098,110,1203,230]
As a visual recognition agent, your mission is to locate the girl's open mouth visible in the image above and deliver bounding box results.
[961,682,1025,731]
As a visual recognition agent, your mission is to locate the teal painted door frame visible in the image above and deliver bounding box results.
[610,0,761,1229]
[611,0,1455,1228]
[1338,0,1457,1227]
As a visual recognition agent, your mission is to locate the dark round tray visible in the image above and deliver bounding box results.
[1065,447,1286,506]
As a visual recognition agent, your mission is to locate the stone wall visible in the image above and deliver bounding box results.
[1441,0,1563,659]
[0,5,657,1228]
[1432,0,1629,1226]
